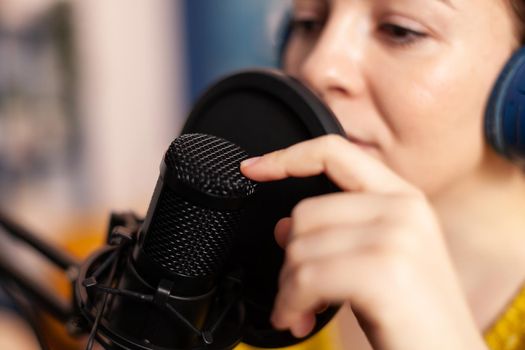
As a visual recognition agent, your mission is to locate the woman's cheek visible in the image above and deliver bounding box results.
[370,70,484,193]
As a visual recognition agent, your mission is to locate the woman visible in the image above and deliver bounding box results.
[240,0,525,349]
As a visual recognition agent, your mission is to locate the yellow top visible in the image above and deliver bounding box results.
[235,320,340,350]
[485,285,525,350]
[237,285,525,350]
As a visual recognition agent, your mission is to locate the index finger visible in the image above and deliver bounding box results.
[240,135,414,195]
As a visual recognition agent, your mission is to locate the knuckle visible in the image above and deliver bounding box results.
[390,226,418,253]
[292,198,312,218]
[380,227,403,248]
[268,148,286,159]
[291,264,314,291]
[265,149,288,167]
[380,250,414,284]
[320,134,347,150]
[291,198,316,228]
[379,221,423,256]
[285,239,305,266]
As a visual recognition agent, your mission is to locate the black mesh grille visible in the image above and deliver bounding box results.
[165,133,256,198]
[144,186,240,277]
[143,133,255,277]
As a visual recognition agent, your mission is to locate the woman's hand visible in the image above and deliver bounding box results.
[240,135,487,350]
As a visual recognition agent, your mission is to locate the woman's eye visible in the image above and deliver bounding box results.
[291,19,324,36]
[378,23,427,46]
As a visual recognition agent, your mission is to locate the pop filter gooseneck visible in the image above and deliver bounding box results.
[181,69,346,348]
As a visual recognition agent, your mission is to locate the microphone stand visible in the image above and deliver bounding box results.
[0,211,78,322]
[0,211,245,350]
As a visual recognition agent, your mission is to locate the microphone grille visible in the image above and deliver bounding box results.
[145,189,242,277]
[164,133,256,198]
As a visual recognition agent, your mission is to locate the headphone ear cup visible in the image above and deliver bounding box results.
[485,47,525,164]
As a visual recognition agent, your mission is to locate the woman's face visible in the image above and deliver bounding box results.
[284,0,520,196]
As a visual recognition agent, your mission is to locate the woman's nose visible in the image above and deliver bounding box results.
[298,15,367,101]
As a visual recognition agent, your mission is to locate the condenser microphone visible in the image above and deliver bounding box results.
[76,133,257,350]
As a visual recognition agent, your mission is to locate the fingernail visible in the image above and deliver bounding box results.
[241,156,262,168]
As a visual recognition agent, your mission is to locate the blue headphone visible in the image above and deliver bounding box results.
[277,16,525,165]
[485,47,525,165]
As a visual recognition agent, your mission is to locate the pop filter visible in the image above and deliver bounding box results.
[181,69,346,348]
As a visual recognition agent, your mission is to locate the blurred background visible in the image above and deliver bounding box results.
[0,0,290,348]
